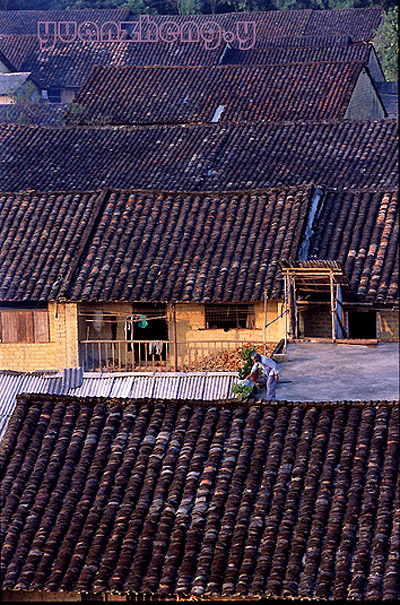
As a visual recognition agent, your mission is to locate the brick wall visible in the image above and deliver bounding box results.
[0,302,79,371]
[378,309,399,340]
[300,307,332,338]
[174,301,285,344]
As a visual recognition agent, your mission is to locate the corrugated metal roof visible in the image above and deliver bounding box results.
[129,375,156,399]
[0,370,238,440]
[202,373,237,400]
[109,376,136,398]
[71,377,114,398]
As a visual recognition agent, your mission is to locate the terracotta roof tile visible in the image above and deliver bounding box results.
[0,191,99,301]
[68,188,311,303]
[0,8,131,36]
[0,187,312,303]
[310,190,399,305]
[1,395,398,599]
[0,120,397,192]
[224,40,372,65]
[0,9,382,87]
[70,62,366,125]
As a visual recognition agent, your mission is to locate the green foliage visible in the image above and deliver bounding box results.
[232,381,253,397]
[237,345,257,379]
[374,7,398,81]
[3,0,398,14]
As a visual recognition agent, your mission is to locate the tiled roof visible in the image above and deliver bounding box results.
[0,35,133,89]
[0,9,382,87]
[0,119,397,192]
[0,8,131,35]
[0,190,99,301]
[0,187,312,302]
[0,103,67,126]
[70,62,366,125]
[135,9,382,44]
[310,190,399,305]
[68,188,311,303]
[0,371,237,442]
[224,40,372,66]
[1,395,398,600]
[0,8,381,40]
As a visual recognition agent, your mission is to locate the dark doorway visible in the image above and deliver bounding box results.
[133,318,168,341]
[347,311,377,339]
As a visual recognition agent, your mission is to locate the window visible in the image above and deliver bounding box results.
[205,304,255,330]
[347,310,377,339]
[47,88,61,103]
[0,308,50,343]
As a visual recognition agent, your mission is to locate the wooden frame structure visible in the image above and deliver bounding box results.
[280,260,350,341]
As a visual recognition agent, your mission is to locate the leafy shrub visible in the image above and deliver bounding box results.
[237,346,257,379]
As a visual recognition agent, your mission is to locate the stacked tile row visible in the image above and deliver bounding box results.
[310,190,399,304]
[0,191,99,301]
[70,62,365,126]
[1,395,398,599]
[69,187,310,302]
[0,120,397,192]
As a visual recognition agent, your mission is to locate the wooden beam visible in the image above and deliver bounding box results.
[330,270,336,341]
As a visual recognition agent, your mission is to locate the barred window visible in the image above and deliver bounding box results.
[205,304,255,330]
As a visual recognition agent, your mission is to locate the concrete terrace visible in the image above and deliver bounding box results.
[277,342,399,401]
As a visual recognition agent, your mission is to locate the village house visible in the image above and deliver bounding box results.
[0,71,41,104]
[69,61,386,125]
[0,185,397,373]
[0,7,386,105]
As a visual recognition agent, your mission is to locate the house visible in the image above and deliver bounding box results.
[69,61,386,126]
[0,35,132,104]
[0,185,397,373]
[0,187,310,372]
[0,8,384,102]
[0,71,41,104]
[0,394,398,600]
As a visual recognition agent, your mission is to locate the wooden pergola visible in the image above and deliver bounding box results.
[280,260,351,340]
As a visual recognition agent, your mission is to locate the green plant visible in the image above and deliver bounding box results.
[232,381,253,398]
[374,7,398,81]
[237,345,257,379]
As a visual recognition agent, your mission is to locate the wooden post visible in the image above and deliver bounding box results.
[172,303,178,371]
[330,271,336,341]
[284,274,288,354]
[263,289,267,355]
[292,274,298,339]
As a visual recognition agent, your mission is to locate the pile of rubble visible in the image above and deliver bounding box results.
[181,343,277,372]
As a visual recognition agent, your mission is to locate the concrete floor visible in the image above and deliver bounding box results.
[276,342,399,402]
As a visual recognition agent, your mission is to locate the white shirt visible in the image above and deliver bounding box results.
[251,355,279,377]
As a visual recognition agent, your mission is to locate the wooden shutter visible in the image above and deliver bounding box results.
[18,311,34,343]
[34,310,50,342]
[1,311,19,343]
